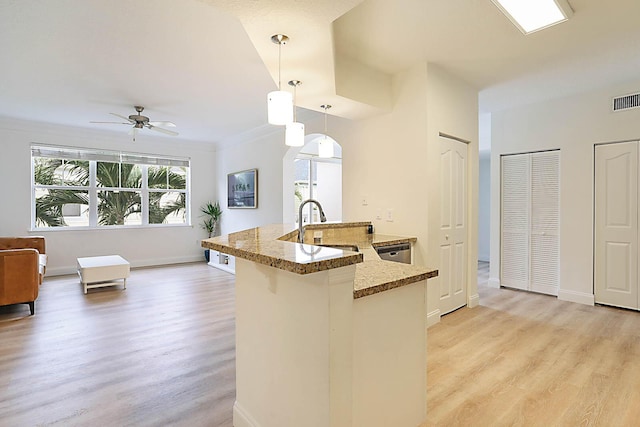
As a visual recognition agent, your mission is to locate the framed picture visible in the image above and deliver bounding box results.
[228,169,258,209]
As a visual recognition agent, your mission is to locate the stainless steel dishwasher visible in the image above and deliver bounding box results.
[375,243,411,264]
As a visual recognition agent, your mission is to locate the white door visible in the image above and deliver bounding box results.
[439,137,468,315]
[501,151,559,295]
[595,142,638,310]
[501,155,531,291]
[529,152,560,295]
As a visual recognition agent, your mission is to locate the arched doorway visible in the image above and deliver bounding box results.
[283,133,342,224]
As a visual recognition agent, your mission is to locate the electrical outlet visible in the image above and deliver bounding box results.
[386,209,394,222]
[376,209,382,220]
[362,197,368,206]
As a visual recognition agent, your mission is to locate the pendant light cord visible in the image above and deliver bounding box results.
[278,40,282,90]
[293,84,297,122]
[321,104,332,146]
[322,105,331,134]
[324,107,327,133]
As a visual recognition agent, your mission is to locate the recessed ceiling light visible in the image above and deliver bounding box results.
[491,0,573,34]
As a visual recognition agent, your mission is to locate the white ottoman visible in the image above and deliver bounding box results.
[77,255,130,294]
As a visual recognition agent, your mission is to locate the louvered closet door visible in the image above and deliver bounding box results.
[501,151,560,295]
[501,155,530,291]
[530,152,560,295]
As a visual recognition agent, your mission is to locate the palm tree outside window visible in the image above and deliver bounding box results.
[31,145,189,228]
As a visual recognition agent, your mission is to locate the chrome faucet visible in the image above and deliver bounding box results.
[298,199,327,243]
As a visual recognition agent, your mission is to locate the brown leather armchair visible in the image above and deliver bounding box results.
[0,237,46,315]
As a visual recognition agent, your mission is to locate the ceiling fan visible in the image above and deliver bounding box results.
[91,106,178,141]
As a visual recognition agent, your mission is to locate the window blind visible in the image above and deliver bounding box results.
[31,145,189,167]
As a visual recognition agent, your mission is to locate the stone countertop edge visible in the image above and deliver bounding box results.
[371,235,418,247]
[354,265,438,299]
[201,239,363,275]
[303,221,371,230]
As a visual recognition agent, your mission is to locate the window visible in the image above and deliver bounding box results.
[31,145,190,229]
[294,148,342,224]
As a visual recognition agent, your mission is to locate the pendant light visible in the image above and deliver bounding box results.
[267,34,293,125]
[318,104,334,158]
[285,80,305,147]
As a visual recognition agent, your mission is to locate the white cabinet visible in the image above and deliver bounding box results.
[501,150,560,295]
[208,250,236,274]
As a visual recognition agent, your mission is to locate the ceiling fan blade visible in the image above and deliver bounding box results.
[110,113,134,123]
[147,124,178,136]
[149,121,176,128]
[90,121,130,124]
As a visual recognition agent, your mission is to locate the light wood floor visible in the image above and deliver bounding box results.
[426,261,640,426]
[2,261,640,426]
[0,263,236,427]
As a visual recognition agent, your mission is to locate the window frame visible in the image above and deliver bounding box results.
[31,144,191,230]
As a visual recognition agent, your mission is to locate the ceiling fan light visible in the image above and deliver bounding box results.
[285,122,305,147]
[267,90,293,125]
[318,136,334,158]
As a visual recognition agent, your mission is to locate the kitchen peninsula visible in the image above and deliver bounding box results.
[202,222,437,427]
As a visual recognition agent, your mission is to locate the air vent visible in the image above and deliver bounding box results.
[612,93,640,112]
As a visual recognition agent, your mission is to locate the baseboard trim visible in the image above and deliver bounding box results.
[558,289,595,306]
[46,255,205,277]
[487,278,501,289]
[233,401,260,427]
[426,309,441,328]
[468,293,480,308]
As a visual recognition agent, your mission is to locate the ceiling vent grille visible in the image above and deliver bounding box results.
[612,93,640,112]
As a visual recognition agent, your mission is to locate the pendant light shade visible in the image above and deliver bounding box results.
[267,34,293,125]
[318,136,334,158]
[268,91,293,125]
[285,80,304,146]
[286,122,305,147]
[318,104,333,158]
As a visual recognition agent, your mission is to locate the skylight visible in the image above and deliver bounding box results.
[491,0,573,34]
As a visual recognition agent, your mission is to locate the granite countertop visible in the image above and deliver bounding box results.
[202,223,437,298]
[354,260,437,298]
[201,224,363,275]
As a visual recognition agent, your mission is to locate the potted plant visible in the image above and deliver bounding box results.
[201,201,222,262]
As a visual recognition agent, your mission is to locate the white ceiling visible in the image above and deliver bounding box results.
[1,0,640,145]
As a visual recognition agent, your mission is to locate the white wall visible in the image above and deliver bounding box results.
[0,118,216,275]
[490,79,640,304]
[338,62,430,265]
[216,128,289,234]
[478,151,491,262]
